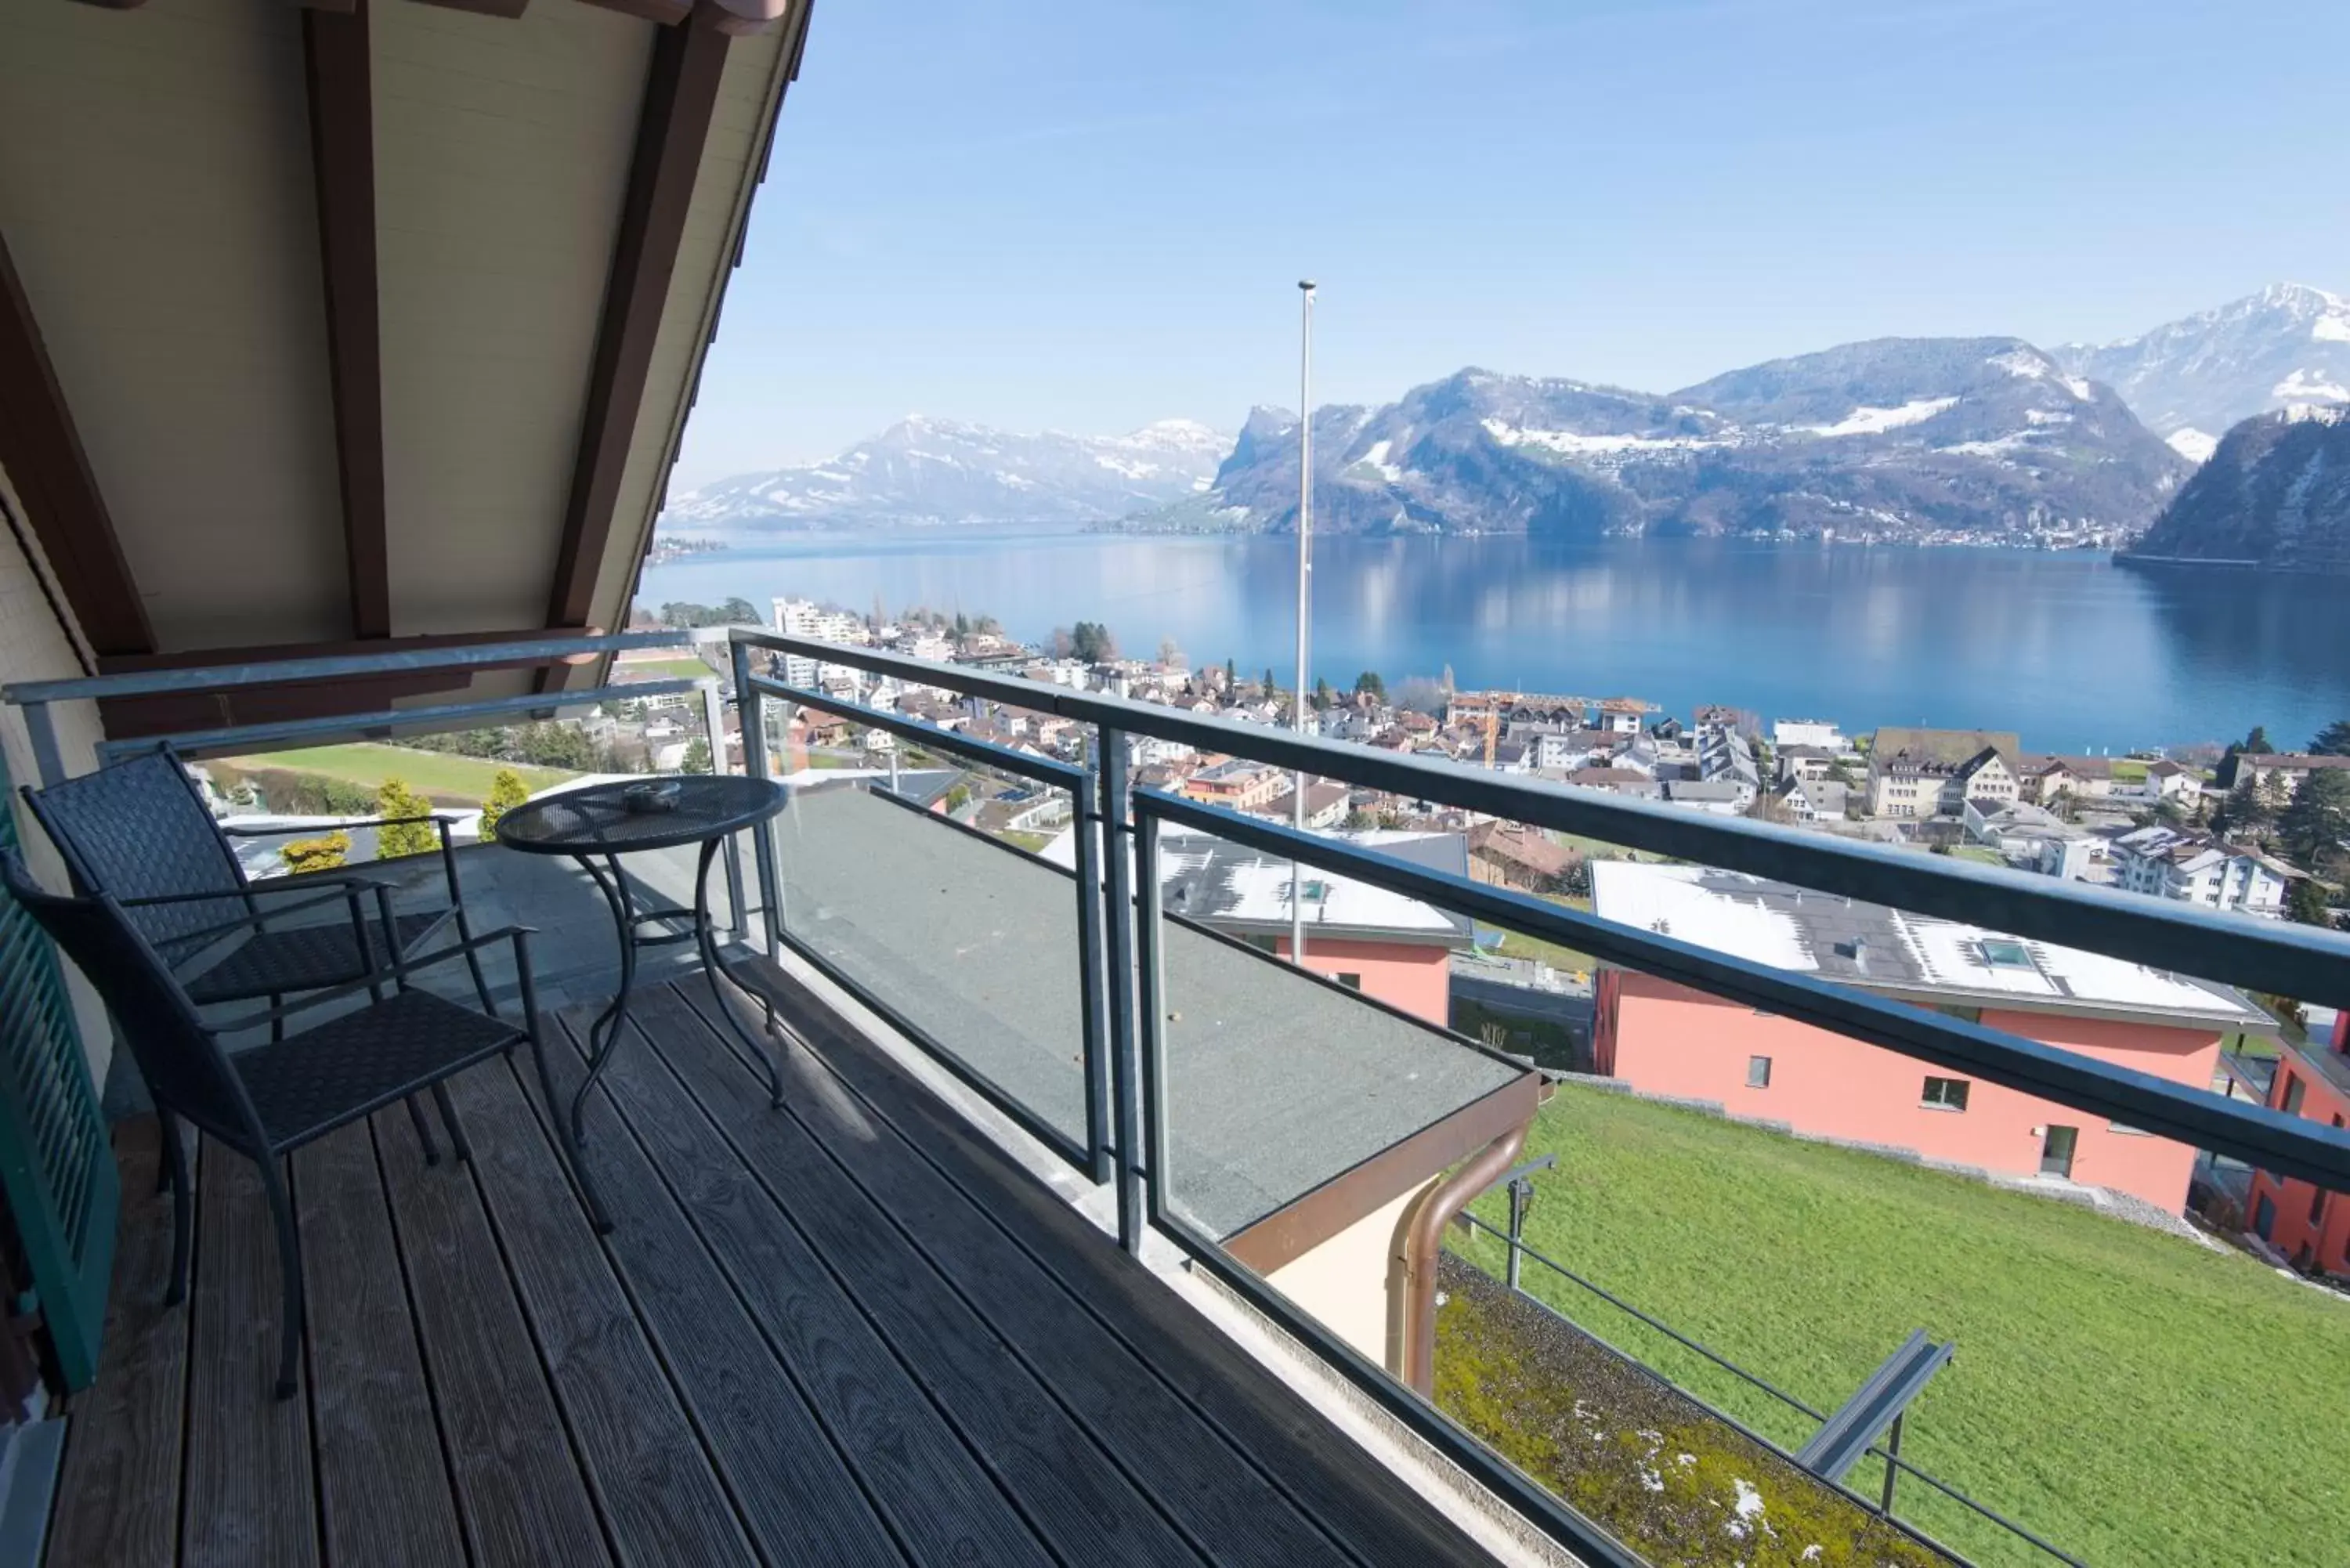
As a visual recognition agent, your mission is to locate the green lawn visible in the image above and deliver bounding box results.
[1481,891,1597,975]
[217,744,580,807]
[2109,758,2151,783]
[1947,844,2005,866]
[1451,1086,2350,1567]
[615,656,716,681]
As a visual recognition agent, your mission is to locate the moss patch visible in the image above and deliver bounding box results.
[1437,1256,1948,1566]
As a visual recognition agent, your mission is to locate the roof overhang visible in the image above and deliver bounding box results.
[0,0,810,735]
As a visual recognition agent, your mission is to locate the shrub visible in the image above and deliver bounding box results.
[279,831,351,876]
[477,768,530,843]
[374,778,439,858]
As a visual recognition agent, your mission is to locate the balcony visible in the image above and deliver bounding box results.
[7,626,2350,1568]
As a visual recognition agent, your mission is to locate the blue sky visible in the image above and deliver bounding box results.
[671,0,2350,485]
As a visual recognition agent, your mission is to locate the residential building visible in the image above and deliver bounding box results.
[1963,799,2102,881]
[1664,779,1748,815]
[1772,718,1846,750]
[1774,775,1848,823]
[1466,822,1575,893]
[1775,744,1841,786]
[1564,766,1662,799]
[2241,1023,2350,1274]
[2225,752,2350,800]
[2016,754,2115,804]
[773,598,871,686]
[2111,826,2294,914]
[1589,862,2271,1212]
[1152,826,1477,1025]
[1180,757,1286,811]
[1592,696,1654,733]
[1866,728,2020,818]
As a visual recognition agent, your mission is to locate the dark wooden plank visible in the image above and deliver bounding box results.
[45,1120,189,1568]
[606,991,1209,1568]
[436,1055,757,1568]
[371,1101,611,1568]
[706,969,1499,1568]
[300,0,391,641]
[639,982,1357,1568]
[293,1120,465,1568]
[180,1142,318,1568]
[0,227,152,656]
[542,6,730,648]
[552,1003,1093,1568]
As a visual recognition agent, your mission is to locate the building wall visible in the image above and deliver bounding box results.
[0,470,114,1084]
[1262,1179,1432,1374]
[1266,935,1452,1028]
[1596,972,2218,1212]
[2243,1053,2350,1274]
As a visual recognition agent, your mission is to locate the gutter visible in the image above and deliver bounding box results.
[1397,1116,1532,1396]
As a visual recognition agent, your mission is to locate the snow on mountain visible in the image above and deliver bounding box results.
[2054,282,2350,456]
[1145,340,2184,541]
[664,416,1230,531]
[2127,403,2350,572]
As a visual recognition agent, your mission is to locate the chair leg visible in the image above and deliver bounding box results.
[159,1114,192,1309]
[404,1095,442,1167]
[269,992,285,1045]
[259,1157,303,1400]
[429,1082,472,1163]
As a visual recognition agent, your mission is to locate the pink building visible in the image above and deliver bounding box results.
[2242,1013,2350,1274]
[1589,863,2271,1214]
[1155,826,1473,1028]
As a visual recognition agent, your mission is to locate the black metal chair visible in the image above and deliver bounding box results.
[21,747,501,1155]
[1,850,579,1400]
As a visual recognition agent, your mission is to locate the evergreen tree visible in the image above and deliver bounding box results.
[1353,670,1386,699]
[1314,677,1332,710]
[2311,719,2350,757]
[2220,772,2273,836]
[477,768,530,842]
[680,737,714,775]
[2287,876,2334,928]
[1224,656,1237,688]
[374,779,438,858]
[2276,768,2350,865]
[1263,667,1278,697]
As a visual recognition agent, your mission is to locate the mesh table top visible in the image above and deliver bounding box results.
[493,776,786,856]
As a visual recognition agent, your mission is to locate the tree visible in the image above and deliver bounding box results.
[2243,724,2272,755]
[1070,620,1117,662]
[515,721,594,771]
[1314,677,1333,710]
[2311,719,2350,757]
[953,611,971,639]
[720,596,760,625]
[478,768,530,842]
[2276,768,2350,866]
[280,831,350,876]
[1224,656,1238,689]
[2287,877,2335,928]
[1353,670,1386,700]
[2220,772,2274,838]
[374,779,438,858]
[943,783,971,814]
[1262,667,1278,698]
[1050,626,1076,659]
[1157,636,1182,667]
[680,736,714,775]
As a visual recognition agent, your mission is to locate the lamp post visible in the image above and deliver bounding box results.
[1292,280,1315,967]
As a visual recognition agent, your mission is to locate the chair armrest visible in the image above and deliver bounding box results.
[144,883,375,951]
[206,925,537,1034]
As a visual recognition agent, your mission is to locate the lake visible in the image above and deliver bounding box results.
[637,530,2350,755]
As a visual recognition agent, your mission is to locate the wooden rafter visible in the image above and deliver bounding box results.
[0,227,154,657]
[302,0,391,640]
[542,5,731,649]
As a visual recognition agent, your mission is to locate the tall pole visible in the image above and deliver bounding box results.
[1291,280,1315,968]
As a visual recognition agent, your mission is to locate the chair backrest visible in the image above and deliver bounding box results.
[0,851,263,1152]
[20,748,249,951]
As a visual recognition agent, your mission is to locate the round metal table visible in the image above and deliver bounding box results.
[494,775,788,1230]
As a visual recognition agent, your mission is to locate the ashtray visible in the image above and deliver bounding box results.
[623,779,684,815]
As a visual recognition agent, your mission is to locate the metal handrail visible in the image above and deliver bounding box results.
[725,629,2350,1013]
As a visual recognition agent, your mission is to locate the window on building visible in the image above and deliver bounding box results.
[1978,938,2035,970]
[2282,1073,2305,1115]
[1243,934,1279,955]
[1333,973,1362,992]
[1932,1003,1983,1024]
[1747,1055,1772,1089]
[1922,1076,1971,1111]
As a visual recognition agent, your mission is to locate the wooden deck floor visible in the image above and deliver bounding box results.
[44,966,1499,1567]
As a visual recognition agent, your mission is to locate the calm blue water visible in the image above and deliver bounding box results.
[637,529,2350,755]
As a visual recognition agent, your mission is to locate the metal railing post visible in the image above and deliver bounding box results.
[20,702,63,788]
[701,672,745,935]
[1881,1415,1902,1517]
[1506,1177,1528,1293]
[1134,804,1169,1230]
[1075,750,1114,1184]
[1101,725,1146,1252]
[732,636,783,962]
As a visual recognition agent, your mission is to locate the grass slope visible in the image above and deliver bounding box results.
[216,744,579,807]
[1452,1085,2350,1567]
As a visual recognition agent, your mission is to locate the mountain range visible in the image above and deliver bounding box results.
[2053,283,2350,464]
[1156,338,2184,541]
[2124,405,2350,573]
[662,415,1227,531]
[661,283,2347,550]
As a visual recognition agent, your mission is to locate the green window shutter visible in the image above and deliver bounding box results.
[0,753,117,1389]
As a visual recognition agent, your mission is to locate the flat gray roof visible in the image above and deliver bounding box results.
[775,783,1520,1237]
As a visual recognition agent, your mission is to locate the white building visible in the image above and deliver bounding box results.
[772,597,871,687]
[2111,826,2294,915]
[1772,717,1846,750]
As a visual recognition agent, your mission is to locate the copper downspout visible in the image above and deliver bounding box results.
[1397,1118,1529,1396]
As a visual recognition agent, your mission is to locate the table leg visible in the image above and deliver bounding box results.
[574,853,639,1148]
[695,834,784,1108]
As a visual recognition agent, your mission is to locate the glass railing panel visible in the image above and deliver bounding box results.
[766,775,1093,1163]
